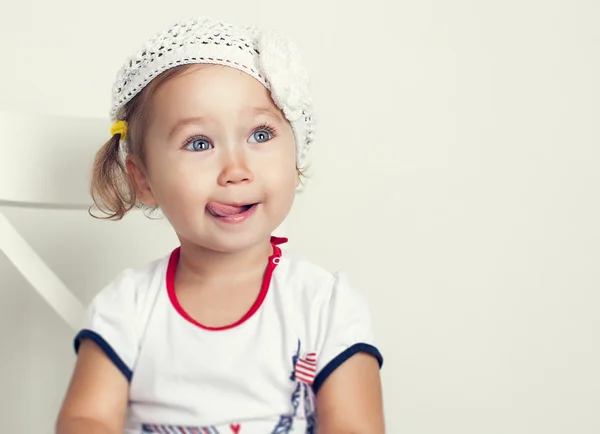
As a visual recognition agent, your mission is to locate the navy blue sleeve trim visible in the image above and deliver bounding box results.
[312,343,383,394]
[74,329,133,382]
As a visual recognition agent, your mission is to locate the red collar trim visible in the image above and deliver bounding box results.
[166,236,287,331]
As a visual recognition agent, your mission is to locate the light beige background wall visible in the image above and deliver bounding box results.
[1,0,599,433]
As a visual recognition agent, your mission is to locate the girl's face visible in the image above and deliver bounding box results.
[128,65,299,253]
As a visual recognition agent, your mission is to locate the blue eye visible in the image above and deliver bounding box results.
[185,137,212,152]
[249,129,273,143]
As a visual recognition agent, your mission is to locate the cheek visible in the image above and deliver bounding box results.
[146,153,211,204]
[264,165,298,200]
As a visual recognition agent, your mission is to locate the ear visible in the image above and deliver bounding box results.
[126,155,158,207]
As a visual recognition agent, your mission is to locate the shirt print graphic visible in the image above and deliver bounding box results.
[142,424,240,433]
[141,340,316,433]
[271,339,317,433]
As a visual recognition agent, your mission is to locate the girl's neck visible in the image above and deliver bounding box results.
[176,237,274,284]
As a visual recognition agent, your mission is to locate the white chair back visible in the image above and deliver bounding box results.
[0,110,108,329]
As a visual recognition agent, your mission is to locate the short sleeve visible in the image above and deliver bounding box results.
[312,271,383,393]
[73,271,140,382]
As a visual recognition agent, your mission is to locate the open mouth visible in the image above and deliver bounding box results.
[206,202,258,218]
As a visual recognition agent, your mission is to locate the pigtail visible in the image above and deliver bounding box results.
[88,64,202,221]
[89,133,137,220]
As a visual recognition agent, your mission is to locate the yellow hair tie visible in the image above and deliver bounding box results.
[110,120,128,140]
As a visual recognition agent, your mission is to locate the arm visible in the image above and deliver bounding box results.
[56,339,129,434]
[316,353,385,434]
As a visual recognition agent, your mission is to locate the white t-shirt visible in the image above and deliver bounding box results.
[74,236,383,434]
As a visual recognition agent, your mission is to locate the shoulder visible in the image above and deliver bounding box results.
[275,248,383,391]
[88,251,171,311]
[74,250,174,380]
[276,247,366,309]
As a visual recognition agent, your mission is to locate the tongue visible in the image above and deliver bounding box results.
[206,202,249,217]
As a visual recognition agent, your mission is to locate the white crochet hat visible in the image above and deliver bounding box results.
[110,17,315,168]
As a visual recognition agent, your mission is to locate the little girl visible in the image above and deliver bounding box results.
[56,17,384,434]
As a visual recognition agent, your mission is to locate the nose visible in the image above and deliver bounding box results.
[217,149,254,186]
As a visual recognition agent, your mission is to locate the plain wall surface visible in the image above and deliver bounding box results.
[1,0,599,432]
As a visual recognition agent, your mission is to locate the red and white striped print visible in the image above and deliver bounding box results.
[294,352,317,385]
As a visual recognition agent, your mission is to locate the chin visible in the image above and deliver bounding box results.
[202,230,274,253]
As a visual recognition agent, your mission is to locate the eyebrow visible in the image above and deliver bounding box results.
[246,106,286,122]
[168,106,285,139]
[168,116,210,139]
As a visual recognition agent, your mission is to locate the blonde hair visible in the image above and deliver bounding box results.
[89,64,307,220]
